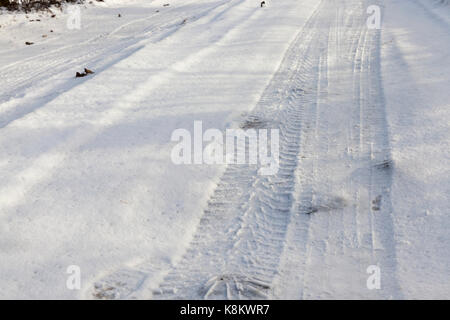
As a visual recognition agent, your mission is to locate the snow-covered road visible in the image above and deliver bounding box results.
[0,0,448,299]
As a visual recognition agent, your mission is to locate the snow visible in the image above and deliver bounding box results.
[0,0,449,299]
[0,0,319,299]
[381,0,450,299]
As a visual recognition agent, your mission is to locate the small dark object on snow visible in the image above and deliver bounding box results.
[240,116,267,129]
[372,195,382,211]
[118,14,121,17]
[42,34,47,38]
[25,41,34,45]
[304,207,319,215]
[163,3,170,6]
[374,159,393,170]
[50,30,54,32]
[51,14,56,18]
[76,68,94,78]
[36,19,41,22]
[261,1,266,7]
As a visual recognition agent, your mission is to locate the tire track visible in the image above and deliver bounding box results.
[274,0,402,299]
[149,0,329,300]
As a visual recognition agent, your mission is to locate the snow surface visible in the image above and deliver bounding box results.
[0,0,448,299]
[382,0,450,299]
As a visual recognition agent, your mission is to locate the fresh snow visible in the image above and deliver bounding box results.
[0,0,448,299]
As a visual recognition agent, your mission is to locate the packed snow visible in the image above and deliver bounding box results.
[0,0,448,299]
